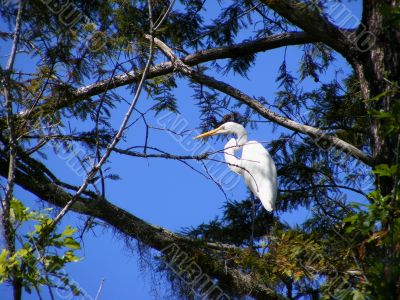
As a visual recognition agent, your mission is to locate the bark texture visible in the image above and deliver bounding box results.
[356,0,400,170]
[1,1,400,298]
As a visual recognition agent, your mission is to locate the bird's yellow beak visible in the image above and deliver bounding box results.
[194,126,222,139]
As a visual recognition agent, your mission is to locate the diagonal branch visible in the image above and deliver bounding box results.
[47,29,156,232]
[12,32,317,123]
[0,155,279,300]
[260,0,355,58]
[1,2,25,300]
[147,35,374,166]
[2,0,24,206]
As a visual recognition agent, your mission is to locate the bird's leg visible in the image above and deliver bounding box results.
[250,193,256,249]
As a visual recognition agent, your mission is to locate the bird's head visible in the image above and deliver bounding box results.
[194,122,245,139]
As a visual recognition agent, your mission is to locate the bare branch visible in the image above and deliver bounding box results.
[12,32,317,123]
[154,0,176,31]
[1,2,25,299]
[113,147,209,160]
[260,0,355,58]
[94,278,105,300]
[148,35,374,166]
[49,36,155,229]
[279,184,366,197]
[45,0,158,232]
[2,1,24,205]
[0,154,278,299]
[4,3,24,71]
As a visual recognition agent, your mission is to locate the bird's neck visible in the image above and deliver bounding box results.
[224,138,242,174]
[236,132,248,145]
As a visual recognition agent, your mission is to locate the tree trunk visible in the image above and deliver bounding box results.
[13,278,22,300]
[353,1,400,297]
[354,0,400,192]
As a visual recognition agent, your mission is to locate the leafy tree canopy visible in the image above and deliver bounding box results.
[1,0,400,299]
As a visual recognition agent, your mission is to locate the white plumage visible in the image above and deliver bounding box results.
[195,122,277,212]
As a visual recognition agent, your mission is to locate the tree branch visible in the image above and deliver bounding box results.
[11,32,317,123]
[0,156,280,299]
[260,0,355,58]
[47,24,156,232]
[148,35,374,166]
[1,2,25,300]
[113,147,209,160]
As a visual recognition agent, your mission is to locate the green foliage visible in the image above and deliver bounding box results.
[184,158,399,298]
[369,100,400,137]
[381,4,400,28]
[299,43,333,82]
[147,75,179,115]
[2,1,400,299]
[223,53,256,78]
[341,185,400,299]
[372,164,399,177]
[183,199,278,247]
[0,199,81,296]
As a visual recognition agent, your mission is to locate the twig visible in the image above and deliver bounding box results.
[113,147,209,160]
[200,160,228,200]
[94,52,122,200]
[1,2,25,300]
[24,139,49,155]
[146,34,373,166]
[113,146,209,179]
[154,0,176,31]
[46,1,156,232]
[17,61,58,135]
[94,278,105,300]
[279,184,366,197]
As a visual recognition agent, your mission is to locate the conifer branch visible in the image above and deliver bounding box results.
[11,32,317,124]
[148,35,374,166]
[0,155,279,300]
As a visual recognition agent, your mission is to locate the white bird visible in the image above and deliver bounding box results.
[195,122,277,212]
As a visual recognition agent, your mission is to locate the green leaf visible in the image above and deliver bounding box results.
[16,249,28,258]
[61,225,77,237]
[63,237,81,250]
[0,249,10,282]
[44,255,63,271]
[373,164,398,177]
[64,251,80,263]
[352,289,367,300]
[71,284,81,296]
[10,198,29,222]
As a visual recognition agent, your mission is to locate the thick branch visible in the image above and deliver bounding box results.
[14,32,316,122]
[149,35,374,166]
[260,0,355,58]
[0,156,279,299]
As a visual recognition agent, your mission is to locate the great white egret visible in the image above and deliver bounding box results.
[195,122,277,212]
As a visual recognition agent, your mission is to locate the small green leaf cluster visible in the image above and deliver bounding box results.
[341,170,400,298]
[0,199,81,296]
[369,96,400,137]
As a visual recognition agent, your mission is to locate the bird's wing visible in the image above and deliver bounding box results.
[241,141,277,211]
[224,138,243,175]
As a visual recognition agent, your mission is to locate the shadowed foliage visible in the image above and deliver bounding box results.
[1,1,400,299]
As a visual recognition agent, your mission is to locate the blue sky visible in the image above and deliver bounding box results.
[0,1,364,299]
